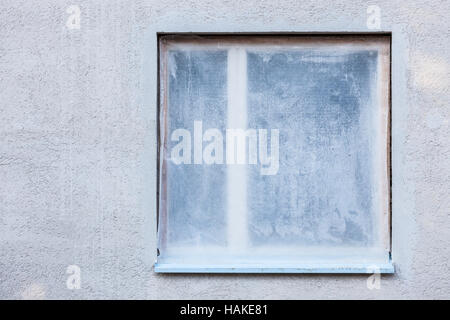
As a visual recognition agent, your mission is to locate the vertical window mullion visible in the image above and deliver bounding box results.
[226,47,249,253]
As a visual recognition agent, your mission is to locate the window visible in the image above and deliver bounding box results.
[156,35,392,273]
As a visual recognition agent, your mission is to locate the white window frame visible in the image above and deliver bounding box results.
[144,31,398,274]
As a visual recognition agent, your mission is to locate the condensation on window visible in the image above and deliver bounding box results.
[247,50,378,247]
[164,50,228,248]
[158,36,390,266]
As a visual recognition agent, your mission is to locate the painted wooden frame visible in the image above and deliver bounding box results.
[156,34,392,273]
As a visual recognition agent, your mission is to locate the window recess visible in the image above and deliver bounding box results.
[156,34,392,273]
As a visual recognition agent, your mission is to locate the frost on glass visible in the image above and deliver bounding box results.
[247,50,379,249]
[159,39,389,267]
[161,50,228,257]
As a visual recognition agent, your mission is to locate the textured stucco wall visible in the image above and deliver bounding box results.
[0,0,449,299]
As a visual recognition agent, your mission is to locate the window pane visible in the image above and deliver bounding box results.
[161,49,228,257]
[247,50,378,248]
[158,36,390,269]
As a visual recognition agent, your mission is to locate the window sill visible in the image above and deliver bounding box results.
[154,262,395,274]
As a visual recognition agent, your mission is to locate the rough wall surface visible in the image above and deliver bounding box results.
[0,0,449,299]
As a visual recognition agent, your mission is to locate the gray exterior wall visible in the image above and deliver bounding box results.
[0,0,449,299]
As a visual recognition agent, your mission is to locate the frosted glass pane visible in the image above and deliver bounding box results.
[161,50,228,250]
[247,50,378,247]
[158,37,390,268]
